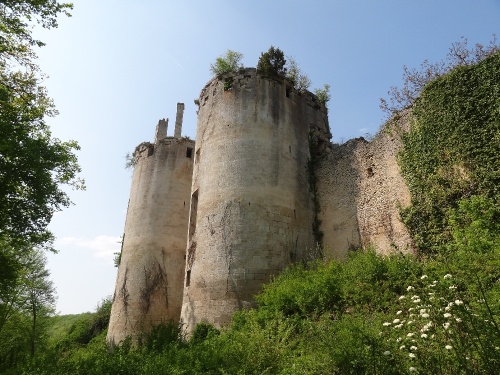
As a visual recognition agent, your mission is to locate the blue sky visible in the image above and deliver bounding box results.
[34,0,500,314]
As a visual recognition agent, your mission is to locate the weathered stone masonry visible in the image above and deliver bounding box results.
[180,68,330,332]
[108,70,414,344]
[107,106,195,345]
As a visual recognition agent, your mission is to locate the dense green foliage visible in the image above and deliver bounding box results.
[399,52,500,254]
[257,46,287,77]
[209,49,244,76]
[0,1,82,370]
[3,247,497,374]
[0,0,82,249]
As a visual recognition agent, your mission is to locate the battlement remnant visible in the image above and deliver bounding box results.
[154,118,168,143]
[174,102,184,138]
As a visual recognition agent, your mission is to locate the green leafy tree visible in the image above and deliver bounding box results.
[209,49,243,76]
[285,56,310,92]
[0,0,82,254]
[314,84,331,105]
[0,248,56,369]
[257,46,287,76]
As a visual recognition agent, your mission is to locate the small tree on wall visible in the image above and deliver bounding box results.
[257,46,287,76]
[286,56,311,92]
[209,50,244,76]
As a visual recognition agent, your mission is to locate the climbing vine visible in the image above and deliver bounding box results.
[398,52,500,254]
[307,133,324,250]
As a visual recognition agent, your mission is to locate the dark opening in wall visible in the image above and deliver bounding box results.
[286,86,292,98]
[147,145,154,157]
[185,270,191,287]
[367,167,374,177]
[188,190,199,241]
[196,148,201,163]
[186,147,193,158]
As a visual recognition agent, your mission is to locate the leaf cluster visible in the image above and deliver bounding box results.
[257,46,287,77]
[209,49,243,76]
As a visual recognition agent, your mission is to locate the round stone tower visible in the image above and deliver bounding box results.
[180,68,330,332]
[107,104,195,345]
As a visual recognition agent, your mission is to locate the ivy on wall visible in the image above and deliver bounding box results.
[398,52,500,254]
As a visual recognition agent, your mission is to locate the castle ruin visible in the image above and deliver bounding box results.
[107,68,413,345]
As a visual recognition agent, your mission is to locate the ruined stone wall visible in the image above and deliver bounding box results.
[180,68,330,332]
[317,112,414,259]
[107,133,195,345]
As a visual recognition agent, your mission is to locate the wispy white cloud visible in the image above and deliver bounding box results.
[56,235,121,264]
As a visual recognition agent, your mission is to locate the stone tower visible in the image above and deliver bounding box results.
[107,104,195,345]
[180,68,330,332]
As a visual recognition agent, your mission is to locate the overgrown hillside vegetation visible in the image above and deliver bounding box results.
[6,248,498,374]
[3,52,499,374]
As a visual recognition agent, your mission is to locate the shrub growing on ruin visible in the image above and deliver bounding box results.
[257,46,287,77]
[209,50,244,76]
[285,56,311,92]
[314,84,331,104]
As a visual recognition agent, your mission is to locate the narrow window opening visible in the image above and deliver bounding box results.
[289,145,292,153]
[185,270,191,287]
[147,145,154,157]
[196,148,201,163]
[286,86,292,98]
[186,147,193,158]
[188,190,199,241]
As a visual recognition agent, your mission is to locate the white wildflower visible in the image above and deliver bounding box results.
[420,275,428,280]
[443,322,450,330]
[455,317,462,323]
[399,295,406,300]
[443,313,452,318]
[393,319,401,324]
[409,353,416,358]
[395,323,403,329]
[383,322,391,326]
[409,367,417,372]
[407,285,414,291]
[445,345,453,350]
[396,310,403,315]
[421,313,429,318]
[421,333,428,338]
[444,274,452,279]
[449,285,457,290]
[407,332,415,337]
[400,345,406,350]
[455,300,463,305]
[383,351,391,356]
[410,345,418,351]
